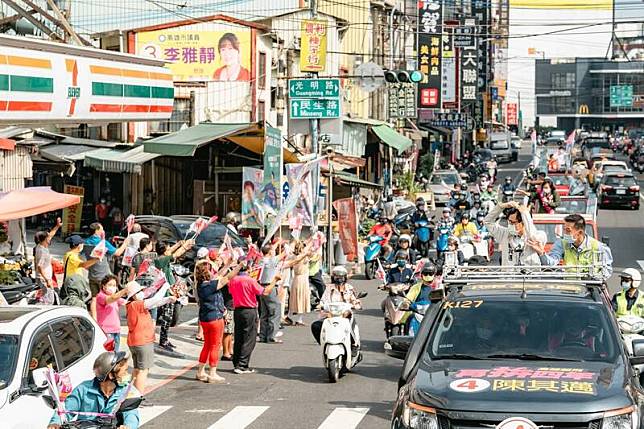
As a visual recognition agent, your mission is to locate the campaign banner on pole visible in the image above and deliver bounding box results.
[62,185,84,237]
[241,167,264,229]
[332,198,358,262]
[300,20,328,72]
[262,125,282,215]
[285,163,314,226]
[418,0,443,108]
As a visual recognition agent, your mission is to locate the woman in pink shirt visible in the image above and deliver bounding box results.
[96,274,128,352]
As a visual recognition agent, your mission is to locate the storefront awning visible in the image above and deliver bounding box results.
[39,144,102,162]
[84,145,160,174]
[371,124,412,153]
[0,138,16,151]
[0,187,80,221]
[143,123,254,157]
[333,171,382,188]
[225,135,300,163]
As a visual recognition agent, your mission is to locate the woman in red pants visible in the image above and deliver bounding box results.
[194,262,241,383]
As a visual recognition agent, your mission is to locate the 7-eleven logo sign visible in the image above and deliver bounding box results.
[65,59,79,116]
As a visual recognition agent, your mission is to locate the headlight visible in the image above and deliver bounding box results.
[402,402,439,429]
[602,406,639,429]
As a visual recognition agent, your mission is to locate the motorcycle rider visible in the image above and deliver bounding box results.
[453,213,479,238]
[386,250,415,284]
[411,198,431,225]
[612,268,644,317]
[47,351,140,429]
[367,216,394,258]
[401,264,439,326]
[500,176,516,201]
[438,207,455,229]
[391,234,419,265]
[476,173,491,194]
[311,266,362,361]
[437,236,466,267]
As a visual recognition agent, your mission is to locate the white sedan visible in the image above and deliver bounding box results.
[0,306,108,429]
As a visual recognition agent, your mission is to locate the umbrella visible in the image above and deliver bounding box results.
[0,187,80,221]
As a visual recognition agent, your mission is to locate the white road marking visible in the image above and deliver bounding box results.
[185,408,226,414]
[178,317,198,327]
[207,406,270,429]
[639,192,644,201]
[638,260,644,271]
[317,408,370,429]
[140,405,172,426]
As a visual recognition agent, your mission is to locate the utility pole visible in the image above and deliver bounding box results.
[309,0,320,219]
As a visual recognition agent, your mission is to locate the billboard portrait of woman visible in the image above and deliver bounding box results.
[213,32,250,81]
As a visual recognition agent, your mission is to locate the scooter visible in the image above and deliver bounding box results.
[380,282,409,338]
[435,223,452,256]
[364,235,385,280]
[618,315,644,380]
[406,300,430,337]
[413,219,432,258]
[459,233,490,261]
[320,301,362,383]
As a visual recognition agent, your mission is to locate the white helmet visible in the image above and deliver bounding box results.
[399,234,411,244]
[332,266,348,277]
[621,268,642,289]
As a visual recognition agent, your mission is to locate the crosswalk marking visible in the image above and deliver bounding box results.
[317,408,370,429]
[140,405,173,426]
[207,406,270,429]
[638,260,644,271]
[178,316,199,327]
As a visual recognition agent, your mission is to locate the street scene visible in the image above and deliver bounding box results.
[1,0,644,429]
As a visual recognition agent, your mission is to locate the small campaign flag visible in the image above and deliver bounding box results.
[137,259,151,277]
[90,239,107,260]
[208,215,218,224]
[126,214,136,234]
[375,259,387,284]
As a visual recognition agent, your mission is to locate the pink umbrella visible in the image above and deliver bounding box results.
[0,187,81,221]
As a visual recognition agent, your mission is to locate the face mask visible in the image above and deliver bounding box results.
[135,291,145,301]
[422,275,434,283]
[508,224,517,236]
[333,278,344,286]
[396,260,406,268]
[542,188,551,195]
[622,281,633,290]
[477,327,493,340]
[562,233,575,243]
[105,286,117,295]
[116,373,131,387]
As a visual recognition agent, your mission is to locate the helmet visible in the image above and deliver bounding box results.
[442,207,451,214]
[505,176,512,182]
[398,234,411,244]
[94,351,128,382]
[394,250,410,261]
[461,181,468,188]
[415,197,425,205]
[225,212,240,224]
[476,212,486,221]
[421,263,437,277]
[196,247,209,259]
[621,268,642,289]
[331,266,348,284]
[461,213,471,221]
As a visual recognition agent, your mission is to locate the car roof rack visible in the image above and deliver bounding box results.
[442,265,605,287]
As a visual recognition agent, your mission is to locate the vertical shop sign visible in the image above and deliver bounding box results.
[300,20,328,72]
[418,0,443,108]
[460,39,478,102]
[62,185,84,236]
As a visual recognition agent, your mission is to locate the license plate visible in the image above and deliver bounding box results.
[616,189,626,195]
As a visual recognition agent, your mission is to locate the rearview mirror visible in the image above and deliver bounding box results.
[601,236,610,246]
[384,335,413,360]
[631,339,644,365]
[31,368,48,391]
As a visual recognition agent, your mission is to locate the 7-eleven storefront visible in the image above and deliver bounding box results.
[0,34,174,125]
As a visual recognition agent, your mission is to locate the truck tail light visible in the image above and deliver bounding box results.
[629,185,640,192]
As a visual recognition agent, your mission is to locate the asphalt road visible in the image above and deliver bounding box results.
[138,144,643,429]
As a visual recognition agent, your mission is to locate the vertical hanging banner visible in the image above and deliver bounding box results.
[300,20,327,72]
[62,185,84,237]
[460,26,478,104]
[506,103,518,125]
[333,198,358,262]
[472,0,489,127]
[418,0,443,108]
[262,125,282,216]
[241,167,264,229]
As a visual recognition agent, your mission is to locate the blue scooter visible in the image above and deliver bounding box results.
[364,235,385,280]
[413,219,432,258]
[435,223,452,256]
[407,300,430,337]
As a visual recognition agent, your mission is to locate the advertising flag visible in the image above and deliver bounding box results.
[332,198,358,261]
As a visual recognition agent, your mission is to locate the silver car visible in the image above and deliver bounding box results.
[428,170,460,205]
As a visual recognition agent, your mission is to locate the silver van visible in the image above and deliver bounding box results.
[488,131,512,163]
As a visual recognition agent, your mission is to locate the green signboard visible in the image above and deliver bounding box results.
[288,78,340,98]
[610,85,633,107]
[289,98,340,119]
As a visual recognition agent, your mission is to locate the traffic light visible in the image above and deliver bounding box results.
[384,70,424,83]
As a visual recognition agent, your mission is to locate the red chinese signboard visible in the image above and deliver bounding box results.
[506,102,518,125]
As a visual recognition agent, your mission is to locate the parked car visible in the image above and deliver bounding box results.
[488,132,513,163]
[428,170,461,205]
[387,269,644,429]
[597,172,640,210]
[511,135,522,149]
[0,306,109,429]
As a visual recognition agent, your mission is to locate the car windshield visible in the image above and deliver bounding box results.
[551,131,565,137]
[429,299,619,363]
[603,165,627,174]
[433,173,459,185]
[584,139,610,149]
[559,199,588,213]
[174,221,246,248]
[491,140,509,150]
[548,175,567,186]
[474,150,492,161]
[534,222,595,243]
[0,334,19,388]
[604,176,637,187]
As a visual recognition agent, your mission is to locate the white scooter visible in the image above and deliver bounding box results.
[459,233,490,261]
[320,301,362,383]
[618,315,644,374]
